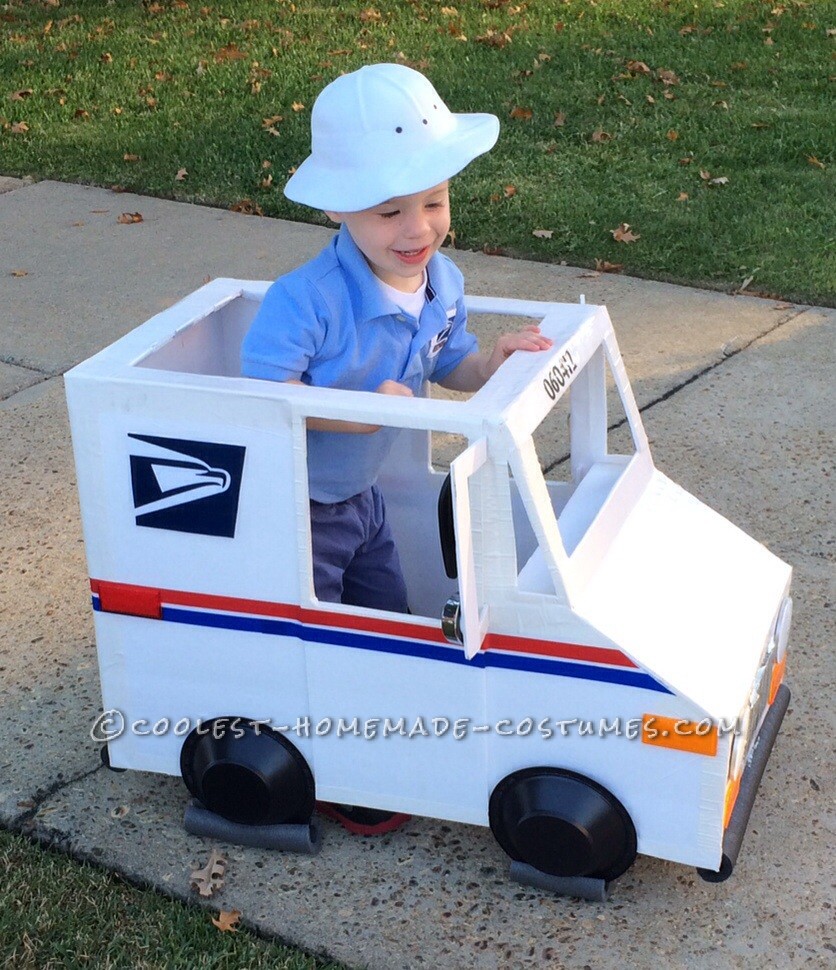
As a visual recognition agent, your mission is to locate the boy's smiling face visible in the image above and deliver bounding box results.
[326,182,451,293]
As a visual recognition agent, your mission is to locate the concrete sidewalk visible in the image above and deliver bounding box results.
[1,178,833,969]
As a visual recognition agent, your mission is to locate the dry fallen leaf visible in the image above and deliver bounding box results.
[611,223,640,243]
[595,259,624,273]
[666,129,679,141]
[476,29,513,48]
[10,269,28,277]
[212,909,241,933]
[509,106,533,120]
[699,169,712,181]
[230,199,264,216]
[10,121,29,134]
[117,212,143,224]
[591,129,612,143]
[532,229,553,239]
[709,176,730,186]
[9,89,33,101]
[553,111,566,127]
[359,8,381,22]
[656,68,679,86]
[676,192,689,202]
[291,101,305,112]
[214,43,247,62]
[175,168,188,181]
[626,59,651,75]
[191,850,226,898]
[123,153,139,162]
[806,155,826,170]
[503,184,517,198]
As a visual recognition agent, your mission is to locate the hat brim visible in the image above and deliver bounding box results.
[284,113,499,212]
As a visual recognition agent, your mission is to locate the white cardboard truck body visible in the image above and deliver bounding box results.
[65,279,792,879]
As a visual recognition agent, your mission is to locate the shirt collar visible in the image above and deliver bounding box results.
[334,224,458,324]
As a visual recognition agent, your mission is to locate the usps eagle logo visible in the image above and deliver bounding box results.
[128,434,245,538]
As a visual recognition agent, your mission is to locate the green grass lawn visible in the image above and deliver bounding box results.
[1,0,833,304]
[0,829,344,969]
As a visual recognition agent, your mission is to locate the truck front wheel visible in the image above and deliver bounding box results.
[489,767,636,881]
[180,717,314,826]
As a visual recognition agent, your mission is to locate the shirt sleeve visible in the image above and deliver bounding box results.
[240,276,323,382]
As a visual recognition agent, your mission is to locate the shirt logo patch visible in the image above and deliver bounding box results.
[426,314,455,359]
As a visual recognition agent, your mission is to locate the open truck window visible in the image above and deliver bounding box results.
[514,345,647,597]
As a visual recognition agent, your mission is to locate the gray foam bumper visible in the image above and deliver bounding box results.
[510,861,608,902]
[184,800,322,854]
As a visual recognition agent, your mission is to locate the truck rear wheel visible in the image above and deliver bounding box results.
[489,767,636,881]
[180,717,314,826]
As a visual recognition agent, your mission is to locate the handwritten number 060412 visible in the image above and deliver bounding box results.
[543,351,578,400]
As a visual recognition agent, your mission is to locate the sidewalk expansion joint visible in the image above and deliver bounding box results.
[631,306,807,416]
[543,307,807,476]
[9,762,103,835]
[0,355,53,375]
[0,373,55,406]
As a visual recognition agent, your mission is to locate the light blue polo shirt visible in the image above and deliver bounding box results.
[241,225,478,502]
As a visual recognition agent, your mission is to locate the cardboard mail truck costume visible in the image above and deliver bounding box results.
[65,280,792,899]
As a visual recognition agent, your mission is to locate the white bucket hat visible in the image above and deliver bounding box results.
[284,63,499,212]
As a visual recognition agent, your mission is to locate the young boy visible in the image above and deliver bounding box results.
[241,63,551,833]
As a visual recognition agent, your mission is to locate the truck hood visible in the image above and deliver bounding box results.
[574,470,791,720]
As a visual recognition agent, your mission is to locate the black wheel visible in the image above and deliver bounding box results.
[180,717,314,826]
[489,767,636,881]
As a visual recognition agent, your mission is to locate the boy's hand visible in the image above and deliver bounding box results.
[486,325,553,378]
[438,325,553,393]
[376,379,414,398]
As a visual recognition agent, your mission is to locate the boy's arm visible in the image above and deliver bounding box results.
[286,379,413,434]
[438,325,552,392]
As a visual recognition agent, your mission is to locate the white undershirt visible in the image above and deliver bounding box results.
[377,271,427,320]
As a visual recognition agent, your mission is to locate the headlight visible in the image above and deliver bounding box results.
[775,597,792,664]
[728,600,787,781]
[729,705,752,781]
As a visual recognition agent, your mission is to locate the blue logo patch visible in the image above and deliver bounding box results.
[129,434,245,538]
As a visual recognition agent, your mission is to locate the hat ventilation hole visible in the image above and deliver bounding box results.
[422,119,428,125]
[396,126,403,133]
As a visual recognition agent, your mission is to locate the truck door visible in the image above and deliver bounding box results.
[442,438,491,660]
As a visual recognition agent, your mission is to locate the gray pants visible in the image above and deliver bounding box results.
[309,485,409,613]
